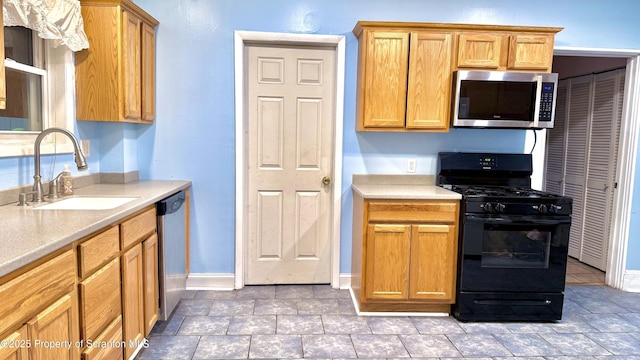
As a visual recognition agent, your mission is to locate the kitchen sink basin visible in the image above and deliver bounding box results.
[33,196,138,210]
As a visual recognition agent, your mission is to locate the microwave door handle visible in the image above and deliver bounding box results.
[533,75,543,128]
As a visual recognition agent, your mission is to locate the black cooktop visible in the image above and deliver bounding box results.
[450,185,572,215]
[452,185,568,200]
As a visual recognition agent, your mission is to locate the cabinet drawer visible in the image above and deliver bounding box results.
[367,201,458,223]
[79,258,121,341]
[78,226,120,278]
[121,207,156,249]
[0,250,75,336]
[81,315,123,360]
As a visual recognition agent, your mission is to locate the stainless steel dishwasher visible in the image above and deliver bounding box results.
[156,190,187,320]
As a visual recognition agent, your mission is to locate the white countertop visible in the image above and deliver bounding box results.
[351,174,462,200]
[352,183,462,200]
[0,180,191,277]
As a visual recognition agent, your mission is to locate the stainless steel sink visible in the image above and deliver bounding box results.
[32,196,138,210]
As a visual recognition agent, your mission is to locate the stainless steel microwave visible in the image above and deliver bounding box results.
[452,70,559,129]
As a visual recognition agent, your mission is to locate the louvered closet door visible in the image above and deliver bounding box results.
[563,75,593,259]
[545,81,568,195]
[581,70,624,270]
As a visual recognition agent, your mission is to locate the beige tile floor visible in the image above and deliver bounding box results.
[566,256,606,286]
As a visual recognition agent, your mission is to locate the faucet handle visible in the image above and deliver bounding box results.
[18,191,36,206]
[48,179,60,200]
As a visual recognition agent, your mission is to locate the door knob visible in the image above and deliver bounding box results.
[322,176,331,185]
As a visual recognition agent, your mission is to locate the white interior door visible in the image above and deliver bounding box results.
[545,69,625,271]
[581,70,624,270]
[563,75,592,259]
[245,44,335,284]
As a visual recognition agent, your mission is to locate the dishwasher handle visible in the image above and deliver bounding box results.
[157,191,186,216]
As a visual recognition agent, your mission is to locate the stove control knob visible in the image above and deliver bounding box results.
[549,204,559,214]
[537,204,548,214]
[481,203,494,213]
[495,203,505,213]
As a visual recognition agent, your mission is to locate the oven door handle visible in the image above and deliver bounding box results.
[465,214,571,226]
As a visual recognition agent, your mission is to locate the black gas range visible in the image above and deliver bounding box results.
[438,152,573,322]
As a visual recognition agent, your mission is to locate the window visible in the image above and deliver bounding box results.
[1,26,44,132]
[0,26,76,157]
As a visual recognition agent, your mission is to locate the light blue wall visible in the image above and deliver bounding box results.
[129,0,640,274]
[1,0,640,273]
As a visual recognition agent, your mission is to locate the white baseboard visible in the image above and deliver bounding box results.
[622,270,640,292]
[186,271,640,295]
[186,273,351,290]
[339,273,352,289]
[186,273,235,290]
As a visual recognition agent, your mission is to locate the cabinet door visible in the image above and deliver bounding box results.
[141,22,156,122]
[409,224,456,302]
[27,293,80,360]
[406,31,452,130]
[143,233,159,336]
[361,31,409,129]
[365,224,410,300]
[457,33,503,69]
[0,325,28,360]
[507,34,554,71]
[122,10,142,121]
[122,244,145,360]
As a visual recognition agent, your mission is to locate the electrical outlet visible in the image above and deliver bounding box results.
[81,139,90,157]
[407,158,416,173]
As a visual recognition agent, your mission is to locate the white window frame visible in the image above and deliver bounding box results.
[0,33,76,157]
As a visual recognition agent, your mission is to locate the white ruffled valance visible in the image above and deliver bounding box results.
[3,0,89,51]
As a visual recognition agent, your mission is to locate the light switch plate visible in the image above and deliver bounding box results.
[81,139,90,157]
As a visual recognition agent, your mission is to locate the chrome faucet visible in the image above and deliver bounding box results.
[31,127,88,202]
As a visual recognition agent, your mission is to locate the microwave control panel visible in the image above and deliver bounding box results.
[539,82,555,122]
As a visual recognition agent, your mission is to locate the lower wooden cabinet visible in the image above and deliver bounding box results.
[123,243,145,360]
[0,206,161,360]
[122,206,158,359]
[0,325,28,360]
[352,194,459,312]
[408,224,457,301]
[27,292,80,360]
[143,234,159,336]
[365,223,456,302]
[0,249,78,359]
[0,293,79,360]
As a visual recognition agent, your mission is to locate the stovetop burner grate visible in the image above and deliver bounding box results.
[452,185,565,199]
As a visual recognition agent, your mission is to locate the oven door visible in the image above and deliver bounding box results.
[459,214,571,293]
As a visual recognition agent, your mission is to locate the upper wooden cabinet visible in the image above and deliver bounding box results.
[359,31,410,129]
[75,0,158,124]
[457,32,556,71]
[354,26,453,132]
[353,21,562,132]
[407,31,453,130]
